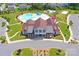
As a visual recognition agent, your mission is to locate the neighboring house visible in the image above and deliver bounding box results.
[21,16,59,38]
[19,4,32,9]
[7,3,16,11]
[48,3,68,8]
[0,4,6,12]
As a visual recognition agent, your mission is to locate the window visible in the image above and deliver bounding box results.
[39,30,42,32]
[35,30,38,33]
[43,30,45,32]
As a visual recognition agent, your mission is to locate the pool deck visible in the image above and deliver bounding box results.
[17,13,50,23]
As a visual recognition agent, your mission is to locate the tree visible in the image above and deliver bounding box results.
[2,22,6,27]
[1,16,10,22]
[57,49,61,52]
[16,49,22,56]
[69,20,73,26]
[1,40,6,43]
[32,3,44,10]
[44,3,50,10]
[67,25,69,29]
[68,3,79,10]
[0,36,6,43]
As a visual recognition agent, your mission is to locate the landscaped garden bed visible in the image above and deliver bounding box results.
[12,48,65,56]
[49,48,65,56]
[13,48,32,56]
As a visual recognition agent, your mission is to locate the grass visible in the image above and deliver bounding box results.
[69,10,79,14]
[10,32,26,41]
[58,22,70,41]
[53,34,63,40]
[49,48,65,56]
[8,24,21,37]
[8,24,26,41]
[56,13,68,23]
[54,10,71,41]
[0,36,6,41]
[13,48,32,56]
[0,12,19,24]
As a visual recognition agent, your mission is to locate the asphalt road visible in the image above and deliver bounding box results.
[0,40,79,56]
[68,14,79,40]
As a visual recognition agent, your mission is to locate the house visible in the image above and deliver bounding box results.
[19,4,32,9]
[21,16,59,38]
[7,3,16,11]
[0,4,6,12]
[48,3,68,8]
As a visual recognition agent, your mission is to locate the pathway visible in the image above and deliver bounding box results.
[5,28,10,43]
[9,23,20,26]
[58,27,66,42]
[9,31,20,40]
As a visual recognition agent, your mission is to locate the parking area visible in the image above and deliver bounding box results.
[68,14,79,40]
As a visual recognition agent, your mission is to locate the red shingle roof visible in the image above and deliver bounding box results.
[34,18,47,28]
[22,16,59,33]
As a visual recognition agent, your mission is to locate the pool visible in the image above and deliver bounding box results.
[18,13,50,23]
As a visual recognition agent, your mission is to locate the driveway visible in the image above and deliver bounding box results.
[0,40,79,56]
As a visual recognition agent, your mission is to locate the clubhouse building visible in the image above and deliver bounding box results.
[21,16,60,38]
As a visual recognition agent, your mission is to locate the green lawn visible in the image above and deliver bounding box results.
[53,34,63,40]
[54,10,74,41]
[49,48,65,56]
[7,24,26,41]
[8,24,21,37]
[0,36,6,41]
[69,10,79,14]
[0,12,19,24]
[10,32,26,41]
[13,48,32,56]
[58,22,70,41]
